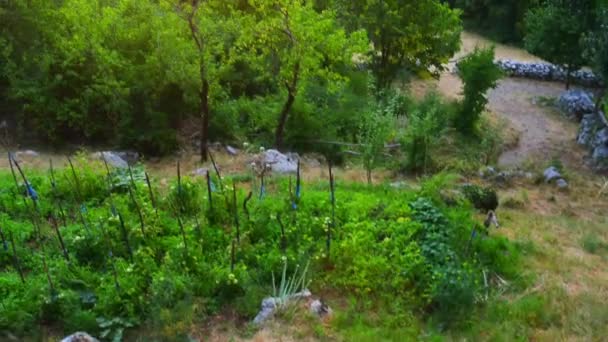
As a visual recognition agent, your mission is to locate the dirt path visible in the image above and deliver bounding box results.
[412,32,585,168]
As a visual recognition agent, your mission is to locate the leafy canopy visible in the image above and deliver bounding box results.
[334,0,462,88]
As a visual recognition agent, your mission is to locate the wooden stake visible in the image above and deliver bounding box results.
[233,180,240,243]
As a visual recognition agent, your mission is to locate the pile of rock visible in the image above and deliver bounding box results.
[479,166,533,185]
[558,90,596,120]
[250,149,299,174]
[253,289,332,325]
[495,59,603,88]
[566,90,608,171]
[91,151,139,168]
[543,166,569,189]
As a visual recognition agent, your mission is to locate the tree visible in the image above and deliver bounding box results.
[455,0,540,43]
[333,0,462,89]
[524,0,595,89]
[584,6,608,123]
[359,103,392,184]
[248,0,368,149]
[456,47,502,135]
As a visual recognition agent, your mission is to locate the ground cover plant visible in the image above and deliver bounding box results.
[0,155,519,339]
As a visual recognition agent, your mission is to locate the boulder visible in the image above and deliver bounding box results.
[577,114,602,146]
[225,145,239,156]
[253,297,278,325]
[592,128,608,149]
[262,149,298,174]
[92,151,139,168]
[309,299,332,318]
[93,151,128,168]
[556,178,569,189]
[114,151,139,164]
[253,289,312,325]
[15,150,40,158]
[592,145,608,160]
[61,332,99,342]
[543,166,562,183]
[558,90,595,119]
[191,167,209,177]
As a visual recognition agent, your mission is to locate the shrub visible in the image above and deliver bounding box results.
[400,92,451,173]
[456,47,502,135]
[462,184,499,212]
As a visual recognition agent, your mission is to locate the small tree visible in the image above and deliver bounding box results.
[584,7,608,119]
[249,1,368,149]
[524,0,595,89]
[359,105,392,184]
[456,47,502,135]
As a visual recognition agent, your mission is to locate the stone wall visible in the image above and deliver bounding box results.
[559,90,608,171]
[496,60,603,88]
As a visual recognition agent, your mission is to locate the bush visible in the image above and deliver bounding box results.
[456,47,502,135]
[400,92,452,173]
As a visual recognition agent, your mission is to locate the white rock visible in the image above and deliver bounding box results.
[61,332,99,342]
[92,151,128,168]
[262,149,298,174]
[226,145,239,156]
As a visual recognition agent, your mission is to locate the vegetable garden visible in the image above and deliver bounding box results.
[0,154,519,340]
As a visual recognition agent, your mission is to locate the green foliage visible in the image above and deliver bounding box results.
[334,0,462,88]
[456,47,502,135]
[358,99,394,184]
[400,92,452,173]
[461,183,499,212]
[580,233,608,255]
[524,0,595,88]
[0,162,519,337]
[456,0,539,43]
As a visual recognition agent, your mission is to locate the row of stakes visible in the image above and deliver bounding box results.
[0,152,337,294]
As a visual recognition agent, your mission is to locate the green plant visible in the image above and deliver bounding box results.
[97,316,136,342]
[401,92,451,173]
[272,258,311,308]
[456,47,502,135]
[358,103,393,184]
[581,233,607,255]
[462,184,499,212]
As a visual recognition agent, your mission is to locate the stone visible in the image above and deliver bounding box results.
[252,289,312,325]
[495,59,603,87]
[592,145,608,160]
[114,151,139,164]
[61,332,99,342]
[543,166,562,183]
[479,166,497,178]
[253,297,278,325]
[558,90,596,119]
[225,145,239,156]
[556,178,569,189]
[191,168,209,177]
[262,149,298,174]
[309,299,332,318]
[15,150,39,158]
[577,114,602,146]
[592,128,608,149]
[93,151,128,168]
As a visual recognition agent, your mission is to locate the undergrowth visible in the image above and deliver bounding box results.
[0,158,520,339]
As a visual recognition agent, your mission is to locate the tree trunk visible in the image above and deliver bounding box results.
[275,62,300,150]
[366,168,372,185]
[275,90,295,149]
[200,78,210,162]
[565,65,572,90]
